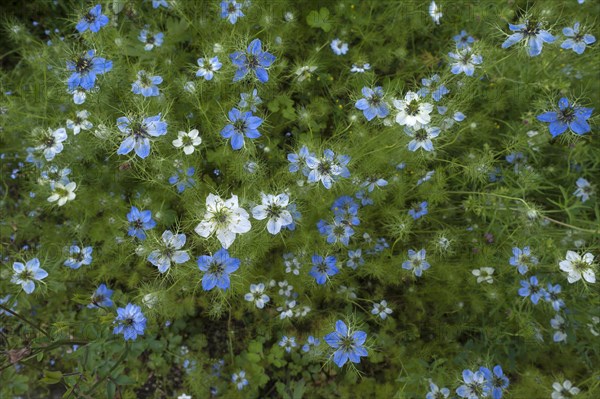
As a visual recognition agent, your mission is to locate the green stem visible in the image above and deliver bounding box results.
[84,344,129,396]
[0,304,50,338]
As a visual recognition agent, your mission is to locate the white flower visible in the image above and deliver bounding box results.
[588,316,600,336]
[573,177,592,203]
[172,129,202,155]
[429,1,442,25]
[472,267,494,284]
[330,38,348,55]
[37,127,68,161]
[295,65,317,82]
[11,258,48,294]
[351,63,371,73]
[277,299,296,319]
[552,380,580,399]
[177,394,192,399]
[48,181,76,206]
[194,194,251,249]
[393,91,433,128]
[278,280,293,297]
[559,250,596,283]
[371,300,393,319]
[244,283,270,309]
[66,110,93,135]
[252,193,293,234]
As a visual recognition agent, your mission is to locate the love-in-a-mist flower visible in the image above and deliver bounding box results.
[36,127,67,161]
[196,56,222,81]
[408,201,428,220]
[76,4,109,34]
[448,47,483,76]
[501,20,555,57]
[147,230,190,273]
[220,0,244,24]
[66,110,93,135]
[509,246,539,275]
[139,28,164,51]
[113,303,146,341]
[287,145,312,173]
[279,336,297,353]
[347,249,364,269]
[453,30,475,49]
[559,250,596,283]
[68,86,87,104]
[127,206,156,240]
[64,245,93,269]
[371,300,393,319]
[404,126,440,152]
[11,258,47,294]
[131,70,162,97]
[537,98,593,137]
[152,0,169,8]
[302,335,320,352]
[116,114,167,159]
[197,248,240,291]
[481,365,509,399]
[252,193,293,234]
[393,91,433,128]
[306,149,351,189]
[355,87,389,121]
[429,1,442,25]
[573,177,592,202]
[66,50,112,90]
[552,380,580,399]
[518,275,546,304]
[317,218,355,246]
[402,249,430,277]
[472,267,495,284]
[244,283,270,308]
[561,23,596,54]
[194,194,251,249]
[551,314,568,343]
[47,181,77,206]
[239,89,262,112]
[545,283,565,312]
[88,283,113,308]
[230,39,276,83]
[309,254,339,284]
[168,167,195,193]
[324,320,368,367]
[172,129,202,155]
[331,39,349,55]
[418,74,450,102]
[456,369,486,399]
[232,371,248,390]
[221,108,262,150]
[426,381,450,399]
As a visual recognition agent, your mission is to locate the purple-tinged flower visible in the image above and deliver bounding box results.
[197,248,240,291]
[116,114,168,159]
[355,87,389,121]
[230,39,275,83]
[573,177,592,202]
[221,108,262,150]
[537,97,593,137]
[309,254,339,284]
[113,303,146,341]
[501,20,555,57]
[76,5,109,34]
[561,22,595,54]
[323,320,368,367]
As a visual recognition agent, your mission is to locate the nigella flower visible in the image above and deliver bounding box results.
[302,335,320,352]
[113,303,147,341]
[139,28,164,51]
[371,300,393,320]
[172,129,202,155]
[306,149,351,189]
[131,70,162,97]
[573,177,592,202]
[355,87,389,121]
[426,381,450,399]
[68,86,88,104]
[197,248,240,291]
[537,97,593,137]
[88,283,113,308]
[116,114,168,159]
[394,91,433,128]
[41,166,71,186]
[196,56,222,81]
[559,250,595,283]
[518,275,547,304]
[505,152,526,173]
[287,145,313,173]
[331,196,360,225]
[309,254,339,284]
[453,30,475,49]
[404,126,441,151]
[127,206,156,240]
[408,201,428,220]
[402,249,430,277]
[501,20,555,57]
[552,380,580,399]
[64,245,93,269]
[220,0,244,24]
[561,22,596,54]
[472,267,495,284]
[456,369,486,399]
[361,177,388,192]
[194,193,251,249]
[331,38,349,55]
[169,167,196,193]
[545,283,565,312]
[230,39,276,83]
[252,193,293,234]
[148,230,190,273]
[152,0,169,8]
[509,246,539,275]
[448,48,483,76]
[279,336,297,353]
[244,283,270,308]
[221,108,262,150]
[480,365,509,399]
[324,320,368,367]
[551,314,568,343]
[317,218,354,246]
[36,127,67,161]
[66,110,93,135]
[66,50,112,90]
[232,371,248,390]
[347,249,364,269]
[350,62,371,73]
[418,74,450,102]
[47,181,77,206]
[239,89,262,112]
[429,1,442,25]
[76,4,109,34]
[11,258,48,294]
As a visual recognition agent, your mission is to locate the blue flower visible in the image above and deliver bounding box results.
[347,249,364,269]
[66,50,112,90]
[287,145,312,173]
[361,178,388,193]
[448,48,482,76]
[169,167,196,193]
[113,303,147,341]
[418,74,450,102]
[11,258,48,294]
[148,230,190,273]
[88,284,114,308]
[221,108,262,150]
[408,201,428,220]
[232,370,248,390]
[197,248,240,291]
[306,149,351,189]
[426,381,450,399]
[239,89,262,112]
[402,249,430,277]
[230,39,276,83]
[64,245,93,269]
[561,23,596,54]
[509,246,538,275]
[501,21,555,57]
[480,365,509,399]
[221,0,244,24]
[331,196,360,225]
[196,56,222,81]
[405,126,441,151]
[505,152,526,173]
[76,5,109,34]
[456,369,487,399]
[453,30,475,49]
[302,335,320,352]
[309,254,339,284]
[116,114,168,159]
[131,71,162,97]
[127,206,156,240]
[323,320,368,367]
[0,295,17,316]
[518,275,546,305]
[573,177,592,202]
[317,219,354,246]
[355,87,389,121]
[537,97,593,137]
[139,28,164,51]
[545,283,565,312]
[152,0,169,8]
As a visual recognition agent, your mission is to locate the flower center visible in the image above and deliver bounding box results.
[415,130,428,141]
[131,122,148,139]
[208,260,225,276]
[559,107,576,123]
[75,56,92,74]
[407,99,421,115]
[317,161,332,175]
[84,12,96,23]
[19,270,33,280]
[524,20,540,36]
[266,203,282,218]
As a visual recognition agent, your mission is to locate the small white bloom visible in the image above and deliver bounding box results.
[37,127,68,161]
[559,250,596,283]
[429,1,442,25]
[331,38,348,55]
[277,299,296,319]
[393,91,433,128]
[472,267,494,284]
[588,316,600,336]
[371,300,393,319]
[66,110,93,135]
[552,380,580,399]
[252,193,293,234]
[183,81,196,93]
[551,314,568,343]
[195,194,251,249]
[47,181,76,206]
[177,394,192,399]
[295,65,317,82]
[172,129,202,155]
[350,63,371,73]
[244,283,270,309]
